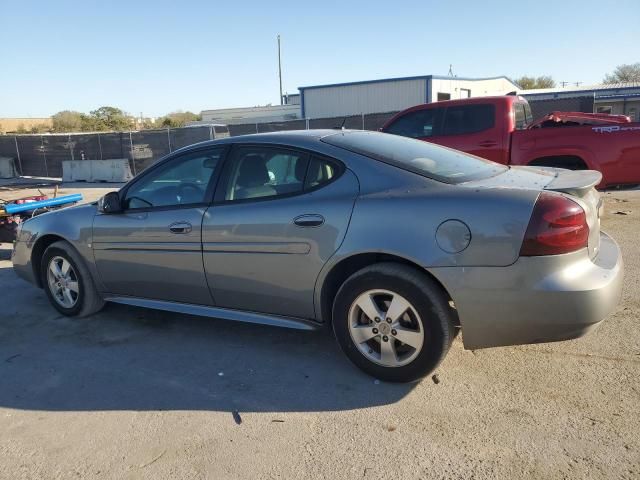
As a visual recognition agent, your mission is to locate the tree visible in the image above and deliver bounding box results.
[603,63,640,83]
[154,111,201,128]
[52,110,83,132]
[515,75,556,90]
[85,106,133,132]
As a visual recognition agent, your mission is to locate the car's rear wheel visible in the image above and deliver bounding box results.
[41,240,105,317]
[332,263,455,383]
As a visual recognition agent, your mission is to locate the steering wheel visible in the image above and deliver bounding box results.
[177,182,202,203]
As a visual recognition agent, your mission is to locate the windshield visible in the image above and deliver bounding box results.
[321,131,507,183]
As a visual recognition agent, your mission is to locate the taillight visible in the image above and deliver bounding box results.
[520,192,589,256]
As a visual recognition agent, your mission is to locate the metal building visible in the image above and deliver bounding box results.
[299,75,519,119]
[519,82,640,122]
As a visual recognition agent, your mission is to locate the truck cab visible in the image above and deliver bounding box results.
[381,96,532,165]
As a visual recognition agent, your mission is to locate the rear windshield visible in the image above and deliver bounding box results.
[321,131,506,183]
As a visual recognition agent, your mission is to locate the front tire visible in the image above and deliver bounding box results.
[332,263,455,383]
[41,240,105,317]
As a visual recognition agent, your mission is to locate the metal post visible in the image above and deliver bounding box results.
[209,125,214,140]
[129,131,137,176]
[14,136,23,176]
[97,133,103,160]
[68,134,75,161]
[255,123,259,133]
[362,113,365,130]
[277,35,283,105]
[167,127,172,152]
[306,118,310,130]
[40,136,49,177]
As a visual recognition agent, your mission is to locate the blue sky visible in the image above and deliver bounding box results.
[1,0,638,118]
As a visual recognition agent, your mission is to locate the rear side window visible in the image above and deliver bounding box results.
[442,104,495,135]
[513,103,527,130]
[384,108,443,138]
[523,103,533,125]
[322,131,506,184]
[305,156,337,189]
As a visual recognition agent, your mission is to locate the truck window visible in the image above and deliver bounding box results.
[442,104,495,136]
[523,102,533,125]
[514,103,527,130]
[384,108,444,139]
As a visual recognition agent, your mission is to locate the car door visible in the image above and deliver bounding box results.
[202,144,359,319]
[92,146,225,305]
[429,103,504,162]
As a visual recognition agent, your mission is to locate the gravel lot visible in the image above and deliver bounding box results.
[0,181,638,479]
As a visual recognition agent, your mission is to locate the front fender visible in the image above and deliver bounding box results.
[17,204,102,290]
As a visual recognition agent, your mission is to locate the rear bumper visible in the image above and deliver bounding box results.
[430,231,623,350]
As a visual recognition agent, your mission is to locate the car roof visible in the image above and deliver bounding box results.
[174,129,342,154]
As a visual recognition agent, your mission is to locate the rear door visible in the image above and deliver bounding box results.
[92,147,225,304]
[431,103,504,162]
[202,144,359,319]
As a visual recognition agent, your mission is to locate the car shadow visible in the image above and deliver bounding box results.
[0,263,414,414]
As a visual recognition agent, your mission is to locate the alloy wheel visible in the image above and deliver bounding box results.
[348,289,425,367]
[47,256,80,308]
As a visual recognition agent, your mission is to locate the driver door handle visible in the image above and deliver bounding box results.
[169,221,192,234]
[293,214,324,227]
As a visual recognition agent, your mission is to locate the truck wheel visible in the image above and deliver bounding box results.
[332,262,455,383]
[40,240,105,317]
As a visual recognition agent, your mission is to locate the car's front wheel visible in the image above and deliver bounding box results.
[41,240,105,317]
[332,263,455,383]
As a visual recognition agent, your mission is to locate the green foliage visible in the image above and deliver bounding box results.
[51,107,133,132]
[515,75,556,90]
[84,106,133,132]
[52,110,83,132]
[154,111,201,128]
[603,63,640,83]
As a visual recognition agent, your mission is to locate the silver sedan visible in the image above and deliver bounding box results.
[12,130,623,382]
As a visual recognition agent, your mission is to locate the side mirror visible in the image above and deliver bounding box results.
[98,191,122,214]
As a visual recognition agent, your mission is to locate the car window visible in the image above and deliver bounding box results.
[225,147,309,201]
[442,104,495,135]
[322,131,507,184]
[513,102,527,130]
[385,108,443,138]
[305,156,337,189]
[124,149,222,209]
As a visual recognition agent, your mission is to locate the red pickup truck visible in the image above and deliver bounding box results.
[381,96,640,188]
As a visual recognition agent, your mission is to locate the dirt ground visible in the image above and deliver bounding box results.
[0,181,638,480]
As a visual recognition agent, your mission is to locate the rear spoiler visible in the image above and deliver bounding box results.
[544,170,602,197]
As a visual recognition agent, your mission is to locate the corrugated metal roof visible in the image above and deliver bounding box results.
[519,82,640,96]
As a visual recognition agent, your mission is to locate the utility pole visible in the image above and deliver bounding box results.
[277,34,283,105]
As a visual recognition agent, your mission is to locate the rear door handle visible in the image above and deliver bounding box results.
[169,221,192,234]
[478,140,497,147]
[293,214,325,227]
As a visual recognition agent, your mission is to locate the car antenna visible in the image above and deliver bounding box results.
[334,117,348,130]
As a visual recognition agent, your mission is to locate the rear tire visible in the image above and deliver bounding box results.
[332,263,455,383]
[41,240,105,317]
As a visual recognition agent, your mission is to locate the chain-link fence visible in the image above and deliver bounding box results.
[0,112,399,178]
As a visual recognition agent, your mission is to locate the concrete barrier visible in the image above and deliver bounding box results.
[0,157,18,178]
[62,159,133,182]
